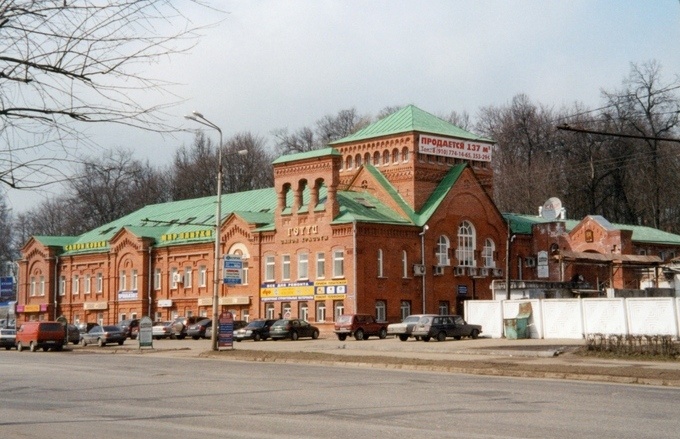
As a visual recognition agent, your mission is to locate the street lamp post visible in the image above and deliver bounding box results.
[185,111,247,351]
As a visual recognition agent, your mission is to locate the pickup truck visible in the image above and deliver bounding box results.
[334,314,388,341]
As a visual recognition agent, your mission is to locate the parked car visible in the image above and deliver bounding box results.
[412,315,482,342]
[187,319,212,340]
[234,319,277,342]
[118,319,140,340]
[0,327,16,350]
[16,321,65,352]
[269,319,320,341]
[204,320,247,339]
[66,324,81,345]
[171,316,203,340]
[77,322,99,336]
[387,314,437,341]
[152,321,175,340]
[81,325,126,347]
[334,314,388,341]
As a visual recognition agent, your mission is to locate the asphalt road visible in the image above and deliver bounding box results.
[1,347,679,439]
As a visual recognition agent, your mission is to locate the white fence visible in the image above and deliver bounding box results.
[464,298,680,339]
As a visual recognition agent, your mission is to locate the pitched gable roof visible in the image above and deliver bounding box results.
[329,105,493,145]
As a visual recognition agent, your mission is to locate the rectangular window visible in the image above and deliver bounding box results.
[30,277,35,297]
[171,268,178,289]
[282,254,291,281]
[154,269,161,290]
[316,252,325,279]
[59,276,66,296]
[119,270,126,291]
[242,260,249,285]
[198,266,207,287]
[39,276,45,296]
[265,255,275,281]
[439,301,449,315]
[298,253,309,280]
[400,300,411,321]
[72,275,79,295]
[84,274,91,295]
[377,249,384,277]
[333,250,344,278]
[131,270,138,290]
[184,267,192,288]
[375,301,386,321]
[96,273,103,294]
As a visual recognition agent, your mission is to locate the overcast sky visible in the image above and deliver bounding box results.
[5,0,680,213]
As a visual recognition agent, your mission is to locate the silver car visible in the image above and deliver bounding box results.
[387,314,437,341]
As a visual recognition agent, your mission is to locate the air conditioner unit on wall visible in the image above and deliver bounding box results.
[493,268,503,277]
[467,267,479,277]
[525,256,537,268]
[413,264,425,276]
[479,268,489,277]
[172,272,183,283]
[433,266,445,276]
[454,266,466,276]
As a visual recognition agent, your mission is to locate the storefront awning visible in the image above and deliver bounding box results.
[557,250,662,266]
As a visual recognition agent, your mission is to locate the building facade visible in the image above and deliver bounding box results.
[16,105,680,331]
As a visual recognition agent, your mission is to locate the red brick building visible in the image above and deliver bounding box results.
[17,106,507,330]
[17,105,680,330]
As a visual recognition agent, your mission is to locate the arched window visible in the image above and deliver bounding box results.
[392,148,399,164]
[436,235,450,266]
[402,147,410,162]
[456,221,476,267]
[364,152,371,165]
[483,238,495,268]
[346,155,353,169]
[355,154,362,167]
[373,151,381,166]
[382,150,389,165]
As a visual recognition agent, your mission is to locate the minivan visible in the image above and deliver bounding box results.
[16,321,66,352]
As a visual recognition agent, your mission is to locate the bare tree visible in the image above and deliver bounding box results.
[0,1,213,190]
[170,133,219,200]
[68,148,168,230]
[601,61,680,229]
[223,132,274,193]
[476,94,561,213]
[273,107,369,155]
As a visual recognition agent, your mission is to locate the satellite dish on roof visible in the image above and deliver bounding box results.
[541,197,563,221]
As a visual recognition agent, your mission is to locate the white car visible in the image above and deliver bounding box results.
[387,314,437,341]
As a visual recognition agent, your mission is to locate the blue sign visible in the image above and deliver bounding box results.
[223,255,243,285]
[0,277,14,299]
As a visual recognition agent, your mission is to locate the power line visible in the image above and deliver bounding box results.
[556,124,680,143]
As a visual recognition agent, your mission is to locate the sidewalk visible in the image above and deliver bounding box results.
[76,336,680,387]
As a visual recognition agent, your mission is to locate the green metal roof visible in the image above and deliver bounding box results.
[33,236,79,247]
[272,147,342,165]
[329,105,493,145]
[60,188,278,255]
[416,164,467,225]
[332,191,413,225]
[503,213,680,245]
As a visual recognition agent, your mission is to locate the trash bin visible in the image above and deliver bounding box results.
[504,302,531,339]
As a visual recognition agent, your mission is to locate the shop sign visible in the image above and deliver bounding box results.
[84,301,107,310]
[457,285,468,296]
[219,296,250,305]
[158,299,173,308]
[0,277,14,299]
[218,311,234,350]
[117,290,138,301]
[419,134,492,162]
[197,298,212,306]
[260,281,314,302]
